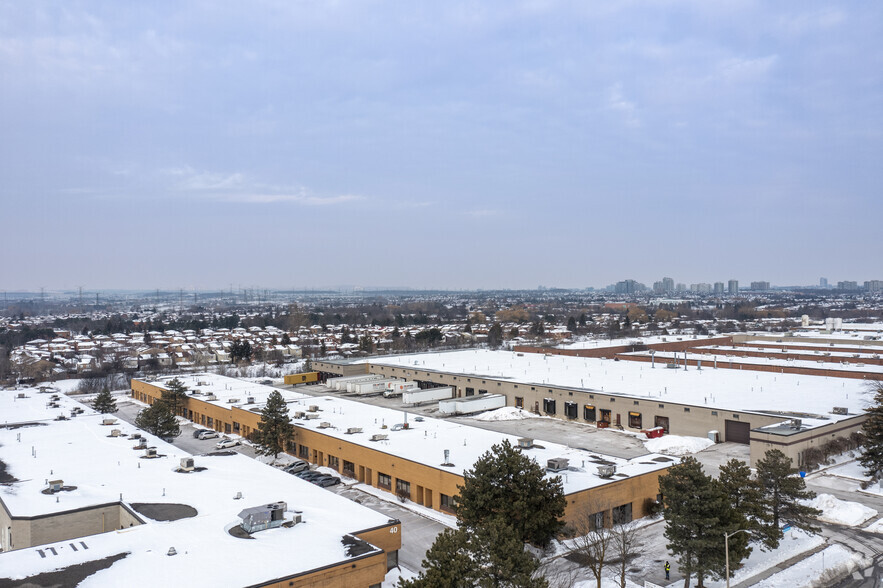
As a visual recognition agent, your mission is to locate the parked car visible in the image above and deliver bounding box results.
[197,430,219,440]
[309,474,333,484]
[316,476,341,487]
[192,429,208,438]
[295,471,325,481]
[283,460,309,474]
[216,438,240,449]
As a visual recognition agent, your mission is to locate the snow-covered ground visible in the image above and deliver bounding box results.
[470,406,549,422]
[754,544,867,588]
[643,434,714,457]
[383,565,419,587]
[352,483,459,528]
[806,493,877,526]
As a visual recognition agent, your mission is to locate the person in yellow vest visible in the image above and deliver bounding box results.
[665,561,670,580]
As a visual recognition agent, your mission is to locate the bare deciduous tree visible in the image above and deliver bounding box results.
[610,521,642,588]
[567,507,612,588]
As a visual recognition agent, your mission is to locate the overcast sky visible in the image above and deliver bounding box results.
[1,1,880,291]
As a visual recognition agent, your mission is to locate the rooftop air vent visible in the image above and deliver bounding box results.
[597,465,616,478]
[370,434,388,442]
[517,438,534,449]
[547,457,570,472]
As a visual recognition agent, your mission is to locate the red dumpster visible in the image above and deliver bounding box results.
[643,426,665,439]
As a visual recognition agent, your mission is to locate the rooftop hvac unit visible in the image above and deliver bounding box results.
[227,398,240,404]
[547,457,569,472]
[247,397,255,404]
[370,434,388,442]
[180,457,195,472]
[345,427,363,435]
[110,429,121,437]
[17,392,25,399]
[308,405,319,412]
[293,411,305,419]
[597,465,616,478]
[205,395,219,401]
[144,447,157,458]
[304,414,322,420]
[517,437,534,449]
[317,422,331,429]
[790,419,802,429]
[102,418,117,426]
[832,407,849,415]
[48,479,64,492]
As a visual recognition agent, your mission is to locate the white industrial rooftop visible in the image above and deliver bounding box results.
[146,372,309,410]
[363,349,876,420]
[0,389,392,587]
[287,394,675,495]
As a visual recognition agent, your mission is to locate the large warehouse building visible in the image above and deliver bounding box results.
[131,374,674,528]
[313,339,876,467]
[0,387,400,588]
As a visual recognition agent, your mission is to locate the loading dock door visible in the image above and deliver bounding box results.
[725,420,750,444]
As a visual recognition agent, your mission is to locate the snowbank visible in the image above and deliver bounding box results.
[643,435,713,457]
[754,544,867,587]
[383,566,418,587]
[470,407,547,422]
[806,493,877,526]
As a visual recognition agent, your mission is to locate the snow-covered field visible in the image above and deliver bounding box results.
[470,406,548,422]
[754,544,867,588]
[643,434,714,456]
[806,493,877,526]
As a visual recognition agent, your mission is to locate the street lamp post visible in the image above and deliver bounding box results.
[724,529,751,588]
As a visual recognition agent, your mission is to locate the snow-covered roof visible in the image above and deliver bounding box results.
[362,349,875,421]
[0,389,392,586]
[286,394,674,495]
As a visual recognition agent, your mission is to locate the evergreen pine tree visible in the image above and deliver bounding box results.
[92,386,118,414]
[399,519,547,588]
[135,399,181,439]
[456,439,565,546]
[254,390,293,459]
[161,377,188,417]
[755,449,821,547]
[859,382,883,482]
[660,456,743,587]
[719,459,769,547]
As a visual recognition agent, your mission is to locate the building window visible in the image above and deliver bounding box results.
[343,460,355,477]
[515,397,524,409]
[396,479,411,500]
[732,414,740,419]
[588,511,605,530]
[478,389,488,395]
[612,503,633,525]
[584,405,596,421]
[328,455,339,470]
[589,394,594,399]
[543,398,557,415]
[299,445,309,459]
[711,411,718,416]
[658,403,664,408]
[564,401,578,419]
[628,412,642,429]
[378,473,392,489]
[440,493,456,513]
[610,398,616,403]
[232,422,240,433]
[684,407,690,413]
[633,400,639,406]
[465,387,475,397]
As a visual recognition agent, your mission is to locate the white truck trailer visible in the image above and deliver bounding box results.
[326,374,383,391]
[438,394,507,416]
[383,381,418,398]
[350,379,399,395]
[402,386,454,406]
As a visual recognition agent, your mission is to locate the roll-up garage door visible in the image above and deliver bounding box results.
[725,420,750,444]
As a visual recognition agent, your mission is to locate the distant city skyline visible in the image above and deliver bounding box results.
[1,2,880,290]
